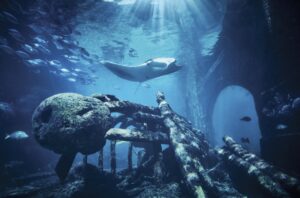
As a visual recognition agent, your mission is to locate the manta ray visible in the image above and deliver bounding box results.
[100,57,182,82]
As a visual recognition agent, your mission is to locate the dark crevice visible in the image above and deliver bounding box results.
[40,106,52,123]
[77,108,92,116]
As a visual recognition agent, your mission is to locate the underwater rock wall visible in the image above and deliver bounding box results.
[258,0,300,175]
[192,0,300,175]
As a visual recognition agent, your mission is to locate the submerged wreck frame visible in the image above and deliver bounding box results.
[25,92,300,198]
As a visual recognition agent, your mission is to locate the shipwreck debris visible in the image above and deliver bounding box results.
[156,91,243,198]
[28,92,300,198]
[105,128,169,144]
[217,136,300,197]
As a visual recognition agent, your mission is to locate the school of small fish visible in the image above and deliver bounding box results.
[0,1,103,86]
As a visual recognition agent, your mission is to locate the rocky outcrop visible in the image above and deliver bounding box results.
[32,93,113,155]
[32,93,113,180]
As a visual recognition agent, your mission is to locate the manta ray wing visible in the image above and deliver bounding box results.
[101,58,181,82]
[103,61,148,82]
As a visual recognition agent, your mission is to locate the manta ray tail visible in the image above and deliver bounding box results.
[134,82,142,94]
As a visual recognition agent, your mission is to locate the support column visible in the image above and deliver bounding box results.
[110,140,116,175]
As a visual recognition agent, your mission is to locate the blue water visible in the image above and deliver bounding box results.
[0,0,263,172]
[212,86,261,154]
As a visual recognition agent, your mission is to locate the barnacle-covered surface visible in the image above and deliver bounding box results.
[32,93,113,155]
[2,92,299,198]
[105,128,169,144]
[217,136,300,197]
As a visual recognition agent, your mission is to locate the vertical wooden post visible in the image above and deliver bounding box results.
[98,148,103,171]
[153,143,162,159]
[153,152,164,184]
[137,150,144,167]
[83,155,88,166]
[110,140,116,175]
[128,142,133,171]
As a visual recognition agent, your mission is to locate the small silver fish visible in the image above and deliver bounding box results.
[276,124,288,130]
[27,24,44,34]
[74,68,82,72]
[1,11,18,24]
[53,40,64,50]
[33,36,47,45]
[61,38,75,46]
[49,70,57,75]
[67,48,79,55]
[16,50,30,59]
[25,59,47,67]
[33,43,50,55]
[5,131,29,140]
[0,44,15,55]
[292,97,300,110]
[71,72,78,77]
[49,60,62,68]
[67,78,76,82]
[61,68,70,73]
[9,0,28,15]
[21,44,37,54]
[51,34,63,41]
[64,55,80,63]
[59,72,69,77]
[8,28,24,42]
[36,10,48,16]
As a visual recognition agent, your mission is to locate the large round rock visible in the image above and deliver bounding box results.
[32,93,113,155]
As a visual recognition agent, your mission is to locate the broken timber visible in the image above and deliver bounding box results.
[92,93,160,115]
[105,128,169,144]
[110,140,116,175]
[156,91,242,198]
[98,149,104,171]
[218,136,300,197]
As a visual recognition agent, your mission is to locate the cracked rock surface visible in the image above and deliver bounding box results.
[32,93,113,155]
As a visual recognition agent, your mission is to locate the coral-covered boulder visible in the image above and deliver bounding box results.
[32,93,113,155]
